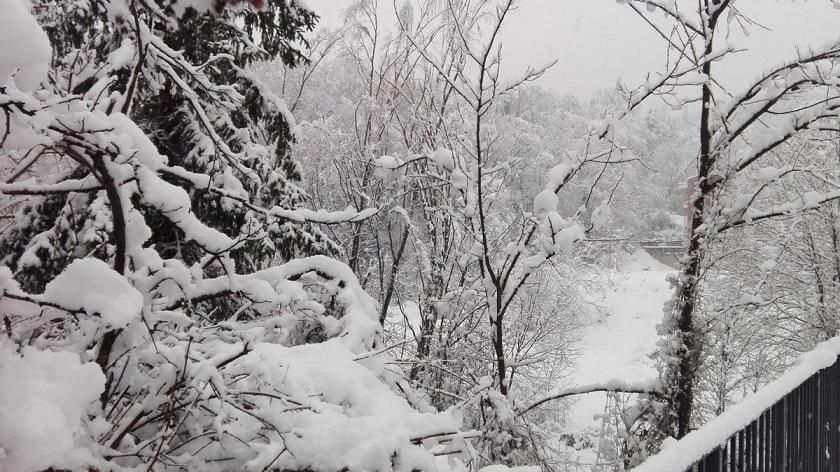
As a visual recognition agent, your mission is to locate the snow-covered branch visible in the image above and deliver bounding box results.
[516,379,664,417]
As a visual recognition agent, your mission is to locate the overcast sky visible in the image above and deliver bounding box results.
[304,0,840,97]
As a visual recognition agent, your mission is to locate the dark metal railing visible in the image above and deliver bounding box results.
[689,357,840,472]
[634,343,840,472]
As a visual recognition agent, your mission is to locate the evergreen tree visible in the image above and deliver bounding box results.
[0,2,468,470]
[1,0,331,295]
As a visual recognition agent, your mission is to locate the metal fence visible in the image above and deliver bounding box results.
[689,357,840,472]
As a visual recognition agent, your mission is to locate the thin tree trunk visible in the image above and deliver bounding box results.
[673,5,718,437]
[91,152,127,406]
[379,228,409,325]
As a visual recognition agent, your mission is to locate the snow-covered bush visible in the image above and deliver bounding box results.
[0,1,473,470]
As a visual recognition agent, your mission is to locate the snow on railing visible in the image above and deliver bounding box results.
[633,337,840,472]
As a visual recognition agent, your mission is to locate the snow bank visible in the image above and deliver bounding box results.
[227,340,464,472]
[0,0,51,91]
[479,466,540,472]
[619,248,672,272]
[0,343,105,472]
[634,337,840,472]
[563,259,674,465]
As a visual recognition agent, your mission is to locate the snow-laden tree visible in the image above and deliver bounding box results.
[348,0,671,467]
[0,1,479,471]
[607,0,840,463]
[694,130,840,422]
[5,0,334,295]
[260,1,671,467]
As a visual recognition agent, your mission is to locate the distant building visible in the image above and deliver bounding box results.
[683,175,699,241]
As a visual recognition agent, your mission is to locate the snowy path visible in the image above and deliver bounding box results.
[566,251,675,452]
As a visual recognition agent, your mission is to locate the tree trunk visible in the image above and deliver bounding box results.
[673,8,717,437]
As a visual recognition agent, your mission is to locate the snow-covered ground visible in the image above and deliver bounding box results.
[564,249,676,466]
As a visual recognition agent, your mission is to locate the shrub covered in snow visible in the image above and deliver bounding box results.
[0,1,474,470]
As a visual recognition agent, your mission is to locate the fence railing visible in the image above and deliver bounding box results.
[633,337,840,472]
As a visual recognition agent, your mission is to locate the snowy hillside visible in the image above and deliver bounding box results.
[564,250,675,467]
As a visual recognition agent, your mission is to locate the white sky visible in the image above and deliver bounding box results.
[304,0,840,97]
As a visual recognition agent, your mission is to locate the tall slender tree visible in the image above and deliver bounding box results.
[609,1,840,462]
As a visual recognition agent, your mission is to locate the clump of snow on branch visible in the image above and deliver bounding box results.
[43,259,143,328]
[0,0,51,91]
